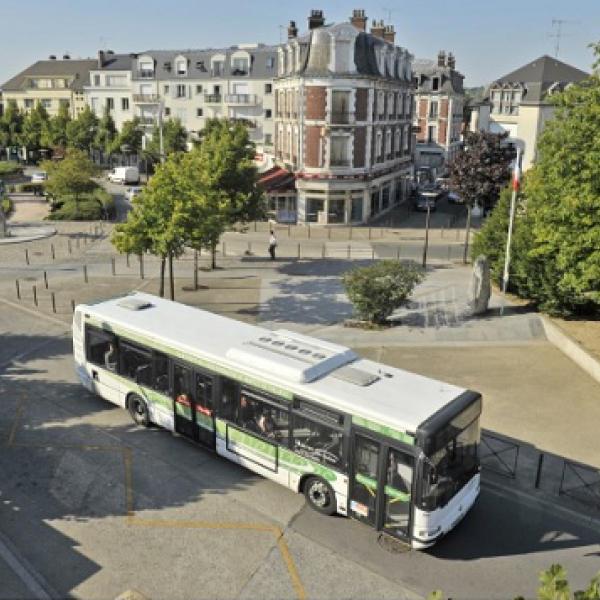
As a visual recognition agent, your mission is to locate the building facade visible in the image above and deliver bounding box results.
[1,56,96,118]
[470,55,588,171]
[412,51,464,182]
[273,10,414,225]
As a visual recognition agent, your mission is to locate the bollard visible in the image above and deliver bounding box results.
[126,253,130,267]
[51,244,55,260]
[71,299,75,313]
[68,239,72,253]
[51,292,56,313]
[25,249,30,265]
[44,271,48,289]
[33,285,38,307]
[139,255,144,280]
[16,280,21,300]
[83,265,88,283]
[111,258,116,276]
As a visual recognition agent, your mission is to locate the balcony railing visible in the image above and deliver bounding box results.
[330,159,352,167]
[224,94,257,105]
[204,94,222,103]
[230,118,257,129]
[139,117,155,125]
[330,111,354,125]
[133,94,161,103]
[137,70,155,79]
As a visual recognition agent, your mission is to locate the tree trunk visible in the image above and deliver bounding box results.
[168,251,175,301]
[211,244,217,270]
[463,204,473,264]
[0,206,6,238]
[194,249,199,290]
[159,257,166,297]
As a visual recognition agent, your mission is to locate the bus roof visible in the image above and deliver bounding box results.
[76,292,470,438]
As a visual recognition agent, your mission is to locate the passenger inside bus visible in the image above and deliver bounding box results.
[258,410,281,440]
[104,342,117,371]
[238,395,256,430]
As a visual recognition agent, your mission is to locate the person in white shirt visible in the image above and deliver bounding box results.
[268,231,277,260]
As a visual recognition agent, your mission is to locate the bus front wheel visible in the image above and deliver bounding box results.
[128,394,149,427]
[304,476,336,516]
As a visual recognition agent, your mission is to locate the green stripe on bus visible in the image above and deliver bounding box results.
[86,317,293,401]
[352,416,414,445]
[384,486,410,501]
[355,473,377,489]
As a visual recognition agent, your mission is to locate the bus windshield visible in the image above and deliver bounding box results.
[419,409,481,511]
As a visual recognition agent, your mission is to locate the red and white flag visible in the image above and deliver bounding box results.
[512,148,522,191]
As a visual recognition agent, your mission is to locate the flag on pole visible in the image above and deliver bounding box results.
[512,148,522,191]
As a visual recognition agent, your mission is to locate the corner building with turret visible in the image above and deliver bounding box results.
[273,10,414,225]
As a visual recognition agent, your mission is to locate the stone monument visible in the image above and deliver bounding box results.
[467,255,491,315]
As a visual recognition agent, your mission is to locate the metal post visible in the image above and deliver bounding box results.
[111,258,116,276]
[51,244,55,260]
[139,255,144,280]
[25,249,29,265]
[51,292,56,313]
[71,299,75,313]
[83,265,88,283]
[15,280,20,300]
[126,253,130,267]
[33,285,38,307]
[68,239,72,253]
[44,271,48,289]
[535,453,544,488]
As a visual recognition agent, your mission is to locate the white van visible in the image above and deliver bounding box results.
[108,166,139,185]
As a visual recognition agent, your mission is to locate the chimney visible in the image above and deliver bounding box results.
[98,50,105,68]
[288,20,298,39]
[370,20,385,39]
[63,54,70,60]
[447,52,456,69]
[383,24,395,44]
[350,9,367,31]
[308,10,325,30]
[437,50,446,67]
[49,55,56,60]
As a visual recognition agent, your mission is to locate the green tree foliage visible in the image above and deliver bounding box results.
[42,102,71,149]
[20,102,50,152]
[447,131,514,262]
[343,260,424,325]
[42,148,98,216]
[507,42,600,315]
[66,106,99,152]
[112,117,144,156]
[145,117,188,160]
[0,100,24,150]
[94,105,118,155]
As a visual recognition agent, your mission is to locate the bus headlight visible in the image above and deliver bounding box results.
[419,526,441,538]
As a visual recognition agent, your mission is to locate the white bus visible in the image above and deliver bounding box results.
[73,292,481,549]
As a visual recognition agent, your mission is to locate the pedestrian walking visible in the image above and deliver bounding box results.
[268,230,277,260]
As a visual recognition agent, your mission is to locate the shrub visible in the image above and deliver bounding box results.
[1,197,12,216]
[343,260,425,325]
[0,163,24,178]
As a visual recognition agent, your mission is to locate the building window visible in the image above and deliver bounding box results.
[265,109,272,119]
[197,108,203,117]
[24,99,34,109]
[164,85,170,94]
[330,136,349,167]
[232,58,248,75]
[196,84,203,94]
[429,101,438,118]
[122,98,129,110]
[91,98,99,111]
[42,99,52,109]
[427,125,436,143]
[106,75,127,87]
[212,60,224,77]
[432,77,439,91]
[106,98,114,110]
[176,60,187,75]
[266,57,275,68]
[176,84,187,98]
[94,74,100,86]
[265,83,272,94]
[265,133,272,145]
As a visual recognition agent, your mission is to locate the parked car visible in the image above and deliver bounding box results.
[414,196,436,212]
[420,183,445,200]
[446,191,462,204]
[31,171,47,182]
[108,166,140,185]
[125,186,143,201]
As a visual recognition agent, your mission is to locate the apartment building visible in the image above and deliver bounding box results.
[0,56,96,118]
[412,51,464,182]
[272,9,414,225]
[128,45,277,155]
[470,55,589,171]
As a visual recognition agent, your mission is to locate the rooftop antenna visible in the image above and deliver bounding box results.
[550,19,579,59]
[382,6,399,22]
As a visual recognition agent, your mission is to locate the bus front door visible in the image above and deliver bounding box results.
[173,363,216,451]
[349,435,414,544]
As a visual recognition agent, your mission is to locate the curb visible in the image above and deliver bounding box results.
[540,316,600,386]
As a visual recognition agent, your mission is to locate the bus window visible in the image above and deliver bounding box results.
[219,378,238,421]
[291,414,343,469]
[87,328,116,370]
[153,352,169,394]
[195,372,214,412]
[238,391,289,443]
[121,343,153,387]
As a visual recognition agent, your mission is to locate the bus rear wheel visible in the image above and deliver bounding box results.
[304,476,336,515]
[128,394,149,427]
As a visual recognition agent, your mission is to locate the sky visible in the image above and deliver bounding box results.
[1,0,598,89]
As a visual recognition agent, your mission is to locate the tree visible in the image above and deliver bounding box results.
[112,117,144,160]
[447,131,515,263]
[343,260,424,325]
[20,102,50,157]
[42,148,98,215]
[145,117,188,161]
[43,102,72,149]
[0,100,24,154]
[94,105,118,156]
[507,42,600,316]
[66,106,99,153]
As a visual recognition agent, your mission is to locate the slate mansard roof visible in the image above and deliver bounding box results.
[2,58,98,90]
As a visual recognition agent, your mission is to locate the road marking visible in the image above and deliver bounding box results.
[5,394,308,599]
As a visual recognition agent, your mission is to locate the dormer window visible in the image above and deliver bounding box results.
[164,61,171,72]
[232,57,249,76]
[176,59,187,75]
[432,77,439,91]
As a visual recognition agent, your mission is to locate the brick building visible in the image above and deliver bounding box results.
[272,9,414,225]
